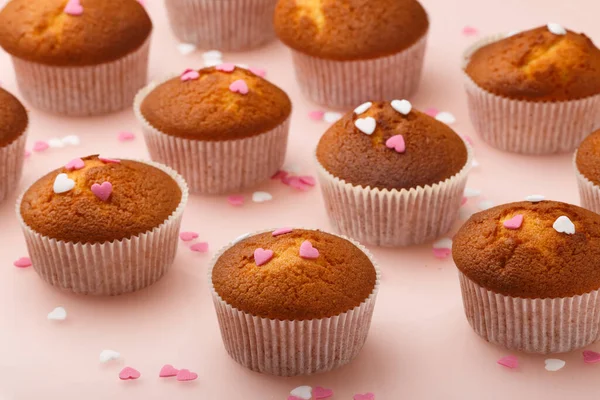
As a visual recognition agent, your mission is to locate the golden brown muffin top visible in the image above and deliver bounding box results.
[212,229,377,320]
[316,101,468,190]
[465,26,600,101]
[453,201,600,299]
[20,155,182,244]
[576,129,600,186]
[274,0,428,60]
[140,66,292,141]
[0,0,152,66]
[0,88,28,147]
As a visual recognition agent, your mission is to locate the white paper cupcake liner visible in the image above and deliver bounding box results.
[11,38,151,116]
[16,160,189,296]
[290,34,427,109]
[164,0,277,51]
[463,34,600,155]
[574,153,600,214]
[459,272,600,354]
[209,229,381,376]
[0,133,27,203]
[315,142,472,247]
[134,77,290,195]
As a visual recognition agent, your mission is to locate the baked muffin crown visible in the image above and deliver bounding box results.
[316,101,468,190]
[453,200,600,298]
[0,88,28,147]
[140,66,292,141]
[211,229,377,320]
[0,0,152,66]
[274,0,428,60]
[576,129,600,186]
[465,25,600,101]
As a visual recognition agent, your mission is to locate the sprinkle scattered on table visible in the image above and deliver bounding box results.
[180,232,199,242]
[13,256,32,268]
[119,367,141,380]
[47,306,67,321]
[252,191,273,203]
[544,358,566,372]
[583,350,600,364]
[227,195,245,207]
[497,355,519,369]
[99,350,121,363]
[190,242,209,253]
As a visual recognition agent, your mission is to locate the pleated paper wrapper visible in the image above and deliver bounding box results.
[135,78,290,195]
[290,34,428,109]
[575,153,600,214]
[315,142,472,247]
[16,160,189,296]
[11,38,150,116]
[209,229,381,376]
[0,133,27,203]
[165,0,277,51]
[459,272,600,354]
[463,34,600,155]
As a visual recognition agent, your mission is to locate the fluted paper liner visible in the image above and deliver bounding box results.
[209,229,381,376]
[574,151,600,214]
[11,38,150,116]
[459,272,600,354]
[134,76,290,195]
[0,133,27,203]
[16,160,189,296]
[315,142,472,247]
[290,34,428,109]
[463,34,600,154]
[164,0,277,51]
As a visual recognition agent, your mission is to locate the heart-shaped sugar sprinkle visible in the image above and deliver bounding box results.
[432,248,451,259]
[354,102,372,115]
[190,242,209,253]
[216,63,235,72]
[65,158,85,171]
[323,111,342,123]
[503,214,523,230]
[47,306,67,321]
[497,355,519,369]
[180,232,199,241]
[308,110,325,121]
[64,0,83,15]
[91,182,113,202]
[391,99,412,115]
[99,350,121,363]
[177,43,196,56]
[290,386,312,400]
[385,135,406,153]
[254,248,274,266]
[355,117,376,135]
[119,367,141,380]
[48,138,65,148]
[33,141,49,152]
[553,216,575,235]
[13,257,32,268]
[229,79,249,95]
[273,227,293,237]
[176,369,198,381]
[227,195,245,206]
[181,69,200,81]
[53,173,75,194]
[583,350,600,364]
[545,358,566,372]
[314,386,334,399]
[202,50,222,60]
[249,67,266,77]
[117,131,135,142]
[252,191,272,203]
[299,176,316,186]
[353,393,375,400]
[159,364,179,377]
[525,194,545,202]
[547,23,566,35]
[61,135,80,146]
[299,240,319,259]
[435,111,456,124]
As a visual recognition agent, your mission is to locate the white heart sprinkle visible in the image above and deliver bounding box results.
[506,30,520,37]
[547,23,566,36]
[99,349,121,363]
[391,99,412,115]
[323,111,343,124]
[47,306,67,321]
[232,232,251,244]
[354,102,372,115]
[202,50,223,60]
[478,200,494,210]
[460,207,475,220]
[290,386,312,400]
[525,194,545,203]
[252,191,273,203]
[472,159,480,168]
[464,188,481,198]
[435,111,456,125]
[47,138,65,148]
[433,238,453,249]
[53,173,75,194]
[177,43,196,56]
[61,135,80,146]
[545,358,566,372]
[354,117,376,135]
[553,216,575,234]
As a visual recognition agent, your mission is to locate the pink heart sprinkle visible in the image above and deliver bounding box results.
[299,240,319,259]
[65,158,85,171]
[462,26,479,36]
[354,393,375,400]
[159,364,179,377]
[98,156,120,164]
[24,150,31,158]
[181,69,200,82]
[64,0,83,15]
[271,170,289,180]
[179,232,199,241]
[314,387,334,399]
[176,369,198,382]
[13,257,32,268]
[461,196,468,206]
[227,195,244,207]
[284,176,311,191]
[229,79,249,95]
[249,67,266,78]
[433,248,451,259]
[424,107,439,117]
[190,242,209,253]
[254,248,274,266]
[91,182,113,202]
[273,227,293,237]
[503,214,524,230]
[216,63,236,73]
[583,350,600,364]
[119,367,141,380]
[33,141,49,152]
[308,110,325,121]
[386,135,406,153]
[298,176,316,186]
[497,355,519,369]
[117,131,135,142]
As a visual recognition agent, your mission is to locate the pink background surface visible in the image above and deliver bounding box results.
[1,0,599,398]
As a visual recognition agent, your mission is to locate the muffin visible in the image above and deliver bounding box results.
[165,0,277,51]
[0,88,28,203]
[575,129,600,213]
[315,100,471,246]
[274,0,429,109]
[210,228,380,376]
[17,155,188,295]
[135,66,292,194]
[453,200,600,353]
[0,0,152,116]
[463,25,600,154]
